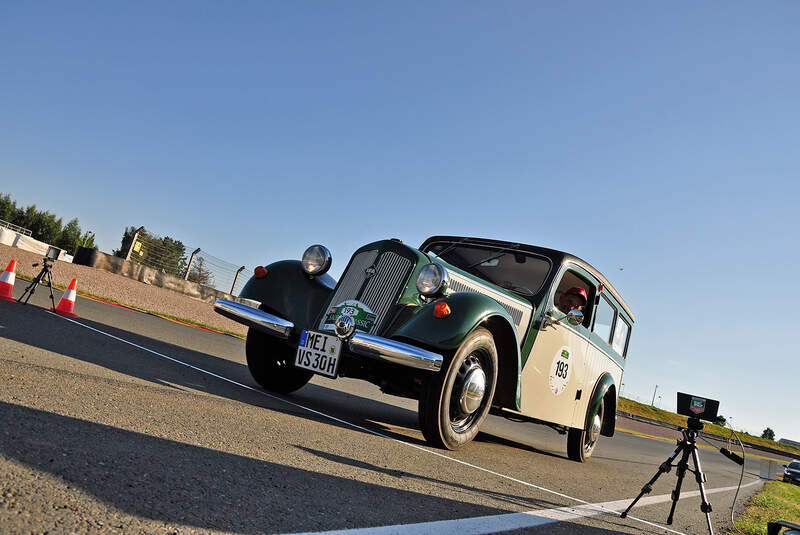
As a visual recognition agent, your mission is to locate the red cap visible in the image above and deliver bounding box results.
[565,286,587,303]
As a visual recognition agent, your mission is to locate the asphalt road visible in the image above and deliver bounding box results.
[0,285,782,534]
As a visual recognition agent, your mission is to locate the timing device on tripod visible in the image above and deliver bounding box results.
[18,246,62,310]
[620,392,744,535]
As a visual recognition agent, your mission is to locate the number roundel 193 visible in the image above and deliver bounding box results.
[549,346,572,396]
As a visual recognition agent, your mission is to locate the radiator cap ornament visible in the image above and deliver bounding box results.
[334,314,356,339]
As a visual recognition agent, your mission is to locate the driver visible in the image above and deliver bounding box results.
[557,286,587,314]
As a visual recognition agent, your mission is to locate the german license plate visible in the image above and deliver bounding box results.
[295,330,341,378]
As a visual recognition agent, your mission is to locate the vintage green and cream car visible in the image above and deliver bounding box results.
[214,236,634,461]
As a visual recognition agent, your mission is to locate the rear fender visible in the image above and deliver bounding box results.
[388,292,522,409]
[586,373,617,437]
[239,260,335,331]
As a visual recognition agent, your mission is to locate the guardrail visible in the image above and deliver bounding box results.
[0,218,32,237]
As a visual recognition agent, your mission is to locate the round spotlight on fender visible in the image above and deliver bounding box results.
[416,263,449,297]
[301,245,332,276]
[334,314,356,339]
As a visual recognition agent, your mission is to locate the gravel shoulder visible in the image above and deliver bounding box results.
[1,243,247,336]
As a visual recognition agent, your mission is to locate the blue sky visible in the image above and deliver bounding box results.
[2,2,798,441]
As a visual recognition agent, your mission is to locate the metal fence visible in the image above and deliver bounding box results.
[0,218,32,236]
[125,228,248,296]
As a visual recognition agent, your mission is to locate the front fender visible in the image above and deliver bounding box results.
[388,292,522,409]
[239,260,335,332]
[587,373,616,437]
[388,292,516,350]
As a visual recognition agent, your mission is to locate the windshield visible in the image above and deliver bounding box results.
[790,462,800,470]
[425,241,551,297]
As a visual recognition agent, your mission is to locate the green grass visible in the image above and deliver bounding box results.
[619,397,800,457]
[724,481,800,535]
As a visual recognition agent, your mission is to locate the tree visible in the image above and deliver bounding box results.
[761,427,775,441]
[55,218,82,253]
[22,205,62,243]
[114,227,188,276]
[186,256,213,286]
[114,226,139,258]
[0,193,17,222]
[78,231,96,250]
[714,415,726,426]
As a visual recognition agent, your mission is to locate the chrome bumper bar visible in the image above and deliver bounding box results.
[213,299,443,372]
[348,332,442,371]
[213,299,293,339]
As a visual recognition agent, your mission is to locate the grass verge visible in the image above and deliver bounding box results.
[724,481,800,535]
[619,398,800,457]
[12,273,246,339]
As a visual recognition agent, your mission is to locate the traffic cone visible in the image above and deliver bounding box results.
[52,278,79,317]
[0,259,17,302]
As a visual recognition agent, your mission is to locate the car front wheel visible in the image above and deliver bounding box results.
[567,399,604,462]
[418,328,498,450]
[245,328,313,394]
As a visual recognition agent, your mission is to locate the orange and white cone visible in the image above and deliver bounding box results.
[0,259,17,302]
[52,278,79,317]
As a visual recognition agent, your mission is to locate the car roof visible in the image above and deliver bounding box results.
[421,235,635,322]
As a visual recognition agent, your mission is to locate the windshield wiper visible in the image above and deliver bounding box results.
[428,237,470,259]
[466,243,521,269]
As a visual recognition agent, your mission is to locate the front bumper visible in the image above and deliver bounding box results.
[214,299,443,372]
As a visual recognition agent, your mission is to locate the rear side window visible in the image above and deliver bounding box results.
[593,295,616,344]
[612,316,630,356]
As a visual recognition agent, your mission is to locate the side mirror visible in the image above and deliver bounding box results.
[566,309,583,326]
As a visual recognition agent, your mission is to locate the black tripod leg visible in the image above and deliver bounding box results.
[45,270,56,309]
[621,442,683,518]
[18,270,43,304]
[666,446,693,525]
[691,444,714,535]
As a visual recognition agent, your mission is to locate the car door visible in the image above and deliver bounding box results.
[519,265,596,427]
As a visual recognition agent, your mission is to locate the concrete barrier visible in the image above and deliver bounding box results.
[0,228,73,262]
[72,247,246,305]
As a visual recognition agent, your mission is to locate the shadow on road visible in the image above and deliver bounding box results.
[0,401,515,533]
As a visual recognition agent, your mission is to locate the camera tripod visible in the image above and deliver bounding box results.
[621,417,715,534]
[18,257,57,310]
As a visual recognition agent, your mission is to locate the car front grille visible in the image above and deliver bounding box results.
[319,249,413,335]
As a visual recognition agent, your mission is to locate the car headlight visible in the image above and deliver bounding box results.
[416,263,449,296]
[301,245,332,276]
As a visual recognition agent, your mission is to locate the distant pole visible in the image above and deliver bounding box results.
[620,382,625,399]
[231,266,245,294]
[185,248,202,280]
[657,395,662,408]
[651,384,658,407]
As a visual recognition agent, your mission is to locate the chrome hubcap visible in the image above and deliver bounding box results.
[459,366,486,415]
[586,413,601,451]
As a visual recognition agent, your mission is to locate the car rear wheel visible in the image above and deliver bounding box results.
[246,328,312,394]
[567,399,604,462]
[419,328,498,450]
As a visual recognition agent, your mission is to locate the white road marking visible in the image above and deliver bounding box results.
[289,479,762,535]
[48,312,761,535]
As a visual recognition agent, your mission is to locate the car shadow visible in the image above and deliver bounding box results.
[1,300,433,442]
[293,444,564,510]
[0,401,514,533]
[1,299,587,464]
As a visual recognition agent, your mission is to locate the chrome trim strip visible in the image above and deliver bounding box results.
[349,332,443,372]
[447,271,533,341]
[213,299,293,338]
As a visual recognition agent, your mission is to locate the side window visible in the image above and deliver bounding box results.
[593,295,616,344]
[612,316,630,356]
[553,270,594,328]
